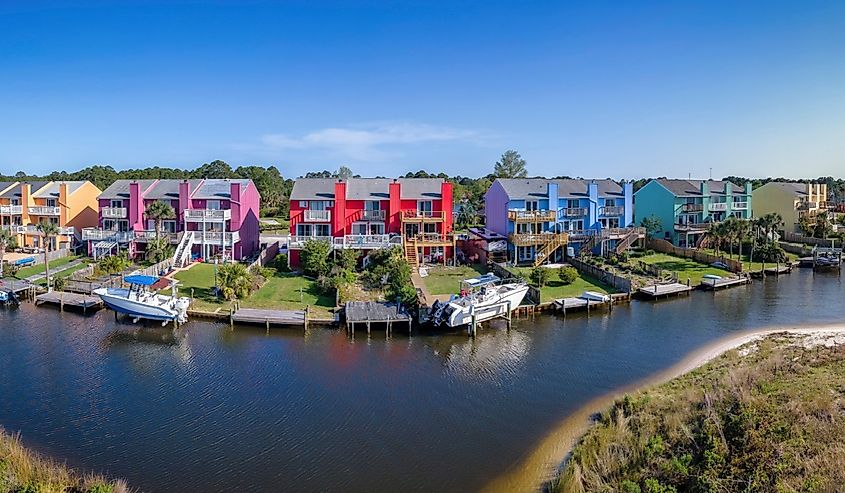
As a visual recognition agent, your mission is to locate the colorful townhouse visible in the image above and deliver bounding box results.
[288,178,453,266]
[83,179,260,262]
[0,181,100,251]
[633,179,753,247]
[483,178,636,265]
[752,182,833,234]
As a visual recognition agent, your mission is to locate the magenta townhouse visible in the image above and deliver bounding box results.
[83,178,260,262]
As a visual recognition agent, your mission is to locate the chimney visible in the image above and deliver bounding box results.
[388,179,402,232]
[333,180,347,237]
[129,181,144,231]
[441,181,453,233]
[59,182,69,225]
[20,183,32,225]
[230,181,242,229]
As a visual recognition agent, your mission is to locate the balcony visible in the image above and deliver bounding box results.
[561,207,588,217]
[184,209,232,221]
[709,202,727,212]
[288,235,333,249]
[731,201,749,210]
[193,231,240,245]
[796,201,817,211]
[134,231,179,243]
[0,205,22,214]
[509,232,569,246]
[401,210,445,222]
[599,206,624,216]
[16,225,75,235]
[406,232,455,246]
[360,210,386,221]
[102,207,127,218]
[82,228,133,242]
[28,206,61,216]
[303,210,331,222]
[332,234,402,250]
[508,209,557,222]
[674,222,708,232]
[681,203,704,213]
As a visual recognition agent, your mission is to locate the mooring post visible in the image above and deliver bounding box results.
[304,305,310,333]
[506,301,512,331]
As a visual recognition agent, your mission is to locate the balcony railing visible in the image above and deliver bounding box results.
[332,234,402,250]
[288,235,333,249]
[184,209,232,221]
[731,201,749,210]
[28,206,61,216]
[303,210,332,222]
[14,225,75,235]
[194,231,240,244]
[681,203,704,213]
[407,232,455,245]
[561,207,588,217]
[401,210,445,221]
[796,201,817,211]
[508,209,557,222]
[360,210,386,221]
[599,206,624,216]
[509,232,569,246]
[101,207,128,218]
[674,222,708,231]
[82,228,133,242]
[0,205,22,214]
[709,202,727,212]
[134,231,179,243]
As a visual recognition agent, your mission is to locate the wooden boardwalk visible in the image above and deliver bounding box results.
[231,308,307,328]
[637,283,693,299]
[700,276,751,290]
[35,291,103,312]
[345,301,412,336]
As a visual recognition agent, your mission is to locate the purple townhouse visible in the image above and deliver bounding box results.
[83,178,261,263]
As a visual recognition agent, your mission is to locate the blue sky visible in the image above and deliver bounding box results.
[1,0,843,179]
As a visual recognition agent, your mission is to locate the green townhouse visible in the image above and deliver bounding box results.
[633,179,753,248]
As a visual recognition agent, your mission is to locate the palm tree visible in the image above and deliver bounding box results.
[37,221,60,290]
[735,219,751,259]
[145,200,175,240]
[216,262,254,300]
[455,200,477,229]
[0,228,12,278]
[708,221,726,255]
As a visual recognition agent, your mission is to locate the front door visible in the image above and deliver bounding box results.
[405,223,420,239]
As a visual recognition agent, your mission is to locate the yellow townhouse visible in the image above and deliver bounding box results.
[751,182,832,234]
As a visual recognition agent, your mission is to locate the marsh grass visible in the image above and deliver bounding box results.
[0,428,129,493]
[555,336,845,493]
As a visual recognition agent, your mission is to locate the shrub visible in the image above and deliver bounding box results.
[52,276,67,291]
[217,263,255,300]
[621,480,642,493]
[529,266,550,287]
[97,253,132,275]
[273,253,291,273]
[300,239,332,277]
[558,266,579,285]
[362,246,417,306]
[754,242,788,263]
[336,248,360,271]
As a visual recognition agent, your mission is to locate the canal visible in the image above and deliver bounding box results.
[0,269,842,492]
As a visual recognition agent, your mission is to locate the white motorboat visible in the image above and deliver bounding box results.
[94,275,190,325]
[428,274,529,328]
[581,290,611,302]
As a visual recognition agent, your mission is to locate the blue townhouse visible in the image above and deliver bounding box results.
[483,178,637,265]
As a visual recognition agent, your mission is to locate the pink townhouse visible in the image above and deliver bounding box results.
[83,178,260,262]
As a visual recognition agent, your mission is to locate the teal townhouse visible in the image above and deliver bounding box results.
[633,179,753,248]
[483,178,637,265]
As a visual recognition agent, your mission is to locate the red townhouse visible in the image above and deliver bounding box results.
[288,178,454,266]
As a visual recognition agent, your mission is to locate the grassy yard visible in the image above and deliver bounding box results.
[699,248,799,273]
[421,264,488,295]
[34,262,91,286]
[11,255,81,279]
[638,253,730,284]
[512,266,616,302]
[173,262,335,317]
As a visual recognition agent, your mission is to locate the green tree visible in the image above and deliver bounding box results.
[0,228,11,278]
[145,236,174,263]
[558,266,579,285]
[300,239,332,277]
[97,252,132,275]
[529,266,550,287]
[812,213,833,239]
[37,222,60,290]
[640,215,662,240]
[336,248,359,272]
[191,159,235,179]
[216,262,254,300]
[337,165,353,179]
[494,150,528,178]
[145,200,175,240]
[455,200,477,229]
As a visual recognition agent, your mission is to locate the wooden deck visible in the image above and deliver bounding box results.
[749,265,793,278]
[637,283,694,299]
[700,276,751,290]
[345,301,412,336]
[35,291,103,312]
[231,308,307,328]
[553,297,608,315]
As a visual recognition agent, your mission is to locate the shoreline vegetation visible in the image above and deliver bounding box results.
[0,428,128,493]
[483,324,845,493]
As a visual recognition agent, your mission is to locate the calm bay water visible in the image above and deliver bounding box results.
[0,270,843,492]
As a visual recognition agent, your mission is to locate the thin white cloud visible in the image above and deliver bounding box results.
[259,122,482,161]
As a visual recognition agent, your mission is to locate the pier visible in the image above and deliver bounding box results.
[230,307,309,331]
[35,291,103,313]
[345,301,412,337]
[637,282,694,299]
[553,297,609,316]
[700,276,751,291]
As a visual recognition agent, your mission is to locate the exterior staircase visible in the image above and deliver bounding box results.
[404,242,418,266]
[172,231,195,268]
[533,233,568,267]
[615,229,644,255]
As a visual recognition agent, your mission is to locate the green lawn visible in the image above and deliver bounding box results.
[173,263,335,317]
[34,262,91,286]
[421,264,488,295]
[638,253,730,284]
[698,248,799,273]
[512,266,616,302]
[11,255,81,279]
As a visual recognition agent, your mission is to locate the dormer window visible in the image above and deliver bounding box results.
[206,200,221,210]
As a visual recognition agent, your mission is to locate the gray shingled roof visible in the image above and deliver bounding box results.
[290,178,445,201]
[98,180,158,200]
[759,182,810,196]
[0,182,17,194]
[495,178,624,199]
[31,181,87,198]
[145,179,205,200]
[0,181,50,199]
[193,179,249,199]
[655,179,744,197]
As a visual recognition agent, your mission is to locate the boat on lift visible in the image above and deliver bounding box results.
[428,273,529,328]
[94,275,190,326]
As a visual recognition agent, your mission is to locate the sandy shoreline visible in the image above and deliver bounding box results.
[482,322,845,493]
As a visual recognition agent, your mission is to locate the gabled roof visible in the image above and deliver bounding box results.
[145,180,203,200]
[0,181,50,199]
[654,179,744,197]
[0,182,18,195]
[494,178,624,200]
[290,178,445,201]
[31,181,88,198]
[98,180,158,200]
[757,182,811,196]
[193,179,250,200]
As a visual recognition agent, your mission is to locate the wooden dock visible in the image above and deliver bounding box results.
[345,301,412,337]
[230,307,308,330]
[553,297,608,315]
[700,276,751,290]
[35,291,103,313]
[637,283,694,299]
[749,264,793,278]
